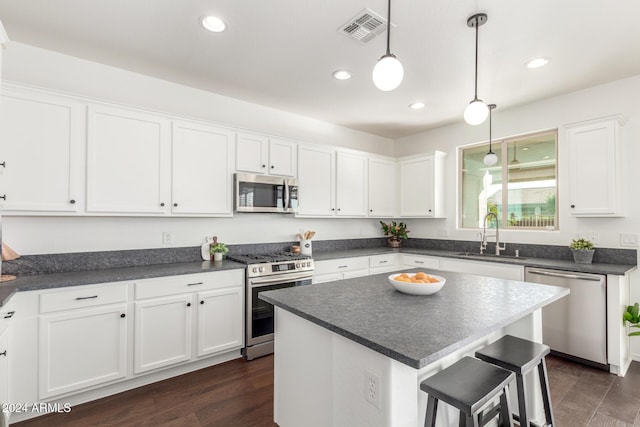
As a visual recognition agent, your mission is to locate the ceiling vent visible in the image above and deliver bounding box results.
[338,8,389,44]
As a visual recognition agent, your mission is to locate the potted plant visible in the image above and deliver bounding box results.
[380,221,409,248]
[623,303,640,336]
[210,242,229,261]
[569,238,595,264]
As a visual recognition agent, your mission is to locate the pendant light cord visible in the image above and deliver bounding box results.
[488,106,492,152]
[385,0,392,55]
[473,16,479,101]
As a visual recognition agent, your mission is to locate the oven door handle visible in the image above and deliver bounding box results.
[250,272,313,286]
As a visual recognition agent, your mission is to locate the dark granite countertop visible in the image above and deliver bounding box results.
[0,260,245,307]
[260,268,569,369]
[311,247,637,276]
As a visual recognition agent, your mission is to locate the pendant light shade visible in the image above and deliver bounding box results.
[464,13,488,125]
[483,104,498,166]
[464,100,489,126]
[373,0,403,91]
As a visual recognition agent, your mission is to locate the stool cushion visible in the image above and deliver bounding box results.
[420,356,515,415]
[475,335,550,374]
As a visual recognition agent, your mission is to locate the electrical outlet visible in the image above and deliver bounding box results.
[365,369,381,408]
[162,232,172,245]
[621,233,638,247]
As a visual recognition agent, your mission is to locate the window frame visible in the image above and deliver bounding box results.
[458,129,559,231]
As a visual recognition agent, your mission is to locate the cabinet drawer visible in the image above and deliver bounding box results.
[40,283,129,313]
[369,254,397,268]
[402,255,440,270]
[135,270,244,300]
[313,257,369,275]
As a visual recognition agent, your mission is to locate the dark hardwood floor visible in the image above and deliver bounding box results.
[13,354,640,426]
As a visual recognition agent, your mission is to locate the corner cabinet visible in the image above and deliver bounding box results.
[0,86,83,213]
[399,151,447,217]
[566,116,623,217]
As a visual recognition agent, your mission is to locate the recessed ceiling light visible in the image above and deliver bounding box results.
[543,155,551,160]
[409,102,425,110]
[201,16,227,32]
[525,57,549,69]
[332,70,352,80]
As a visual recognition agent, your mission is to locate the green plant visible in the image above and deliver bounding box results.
[209,243,229,255]
[623,303,640,336]
[569,238,594,250]
[380,221,409,239]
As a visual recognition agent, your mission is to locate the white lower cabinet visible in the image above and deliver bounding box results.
[369,253,400,274]
[0,323,9,425]
[402,254,441,270]
[197,287,243,357]
[134,271,244,374]
[134,294,193,374]
[38,303,128,399]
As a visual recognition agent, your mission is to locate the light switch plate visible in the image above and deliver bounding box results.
[620,233,638,247]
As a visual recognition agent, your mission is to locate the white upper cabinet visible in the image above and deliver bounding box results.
[0,86,83,213]
[566,116,623,216]
[171,120,234,216]
[297,146,368,217]
[335,151,368,216]
[297,145,336,216]
[236,132,297,176]
[399,151,446,218]
[87,105,170,214]
[368,157,396,217]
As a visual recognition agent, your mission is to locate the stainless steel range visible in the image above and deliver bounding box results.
[226,252,314,360]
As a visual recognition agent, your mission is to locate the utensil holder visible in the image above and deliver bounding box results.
[300,239,312,255]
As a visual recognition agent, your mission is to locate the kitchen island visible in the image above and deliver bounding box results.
[260,268,569,427]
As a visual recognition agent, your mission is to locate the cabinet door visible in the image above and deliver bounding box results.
[336,151,367,217]
[400,156,434,217]
[87,105,169,214]
[567,118,621,216]
[0,327,8,410]
[269,138,297,177]
[38,304,128,398]
[297,145,335,216]
[172,121,234,215]
[368,157,396,217]
[236,132,269,174]
[0,88,82,212]
[196,287,243,357]
[134,294,192,374]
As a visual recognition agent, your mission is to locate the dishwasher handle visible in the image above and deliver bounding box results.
[526,268,603,282]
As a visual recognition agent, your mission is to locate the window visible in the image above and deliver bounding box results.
[460,130,558,230]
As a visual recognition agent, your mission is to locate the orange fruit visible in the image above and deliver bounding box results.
[414,272,427,280]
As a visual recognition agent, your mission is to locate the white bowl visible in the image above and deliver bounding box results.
[388,273,446,296]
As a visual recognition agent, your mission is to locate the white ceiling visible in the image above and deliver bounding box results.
[1,0,640,139]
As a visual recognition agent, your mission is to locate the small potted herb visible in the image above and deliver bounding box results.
[380,221,409,248]
[569,238,595,264]
[209,242,229,262]
[623,303,640,336]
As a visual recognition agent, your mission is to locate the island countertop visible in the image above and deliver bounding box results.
[260,268,569,369]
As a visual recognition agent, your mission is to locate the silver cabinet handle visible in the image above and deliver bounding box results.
[379,260,388,264]
[338,265,348,269]
[187,282,204,286]
[76,295,98,300]
[414,260,425,264]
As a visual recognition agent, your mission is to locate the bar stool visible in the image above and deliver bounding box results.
[475,335,555,427]
[420,356,515,427]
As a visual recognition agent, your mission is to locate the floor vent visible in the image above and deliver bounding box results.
[338,8,388,44]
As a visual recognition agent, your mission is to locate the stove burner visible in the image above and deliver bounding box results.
[227,252,311,265]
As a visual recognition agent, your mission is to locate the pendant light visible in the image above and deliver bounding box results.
[372,0,404,91]
[483,104,498,166]
[464,13,489,125]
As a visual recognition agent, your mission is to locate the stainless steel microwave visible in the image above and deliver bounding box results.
[234,173,299,213]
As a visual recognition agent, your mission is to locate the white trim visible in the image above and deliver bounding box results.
[0,20,9,46]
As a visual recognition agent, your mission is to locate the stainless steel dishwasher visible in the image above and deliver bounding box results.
[524,267,608,368]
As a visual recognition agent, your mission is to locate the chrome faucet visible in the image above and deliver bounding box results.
[481,212,506,255]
